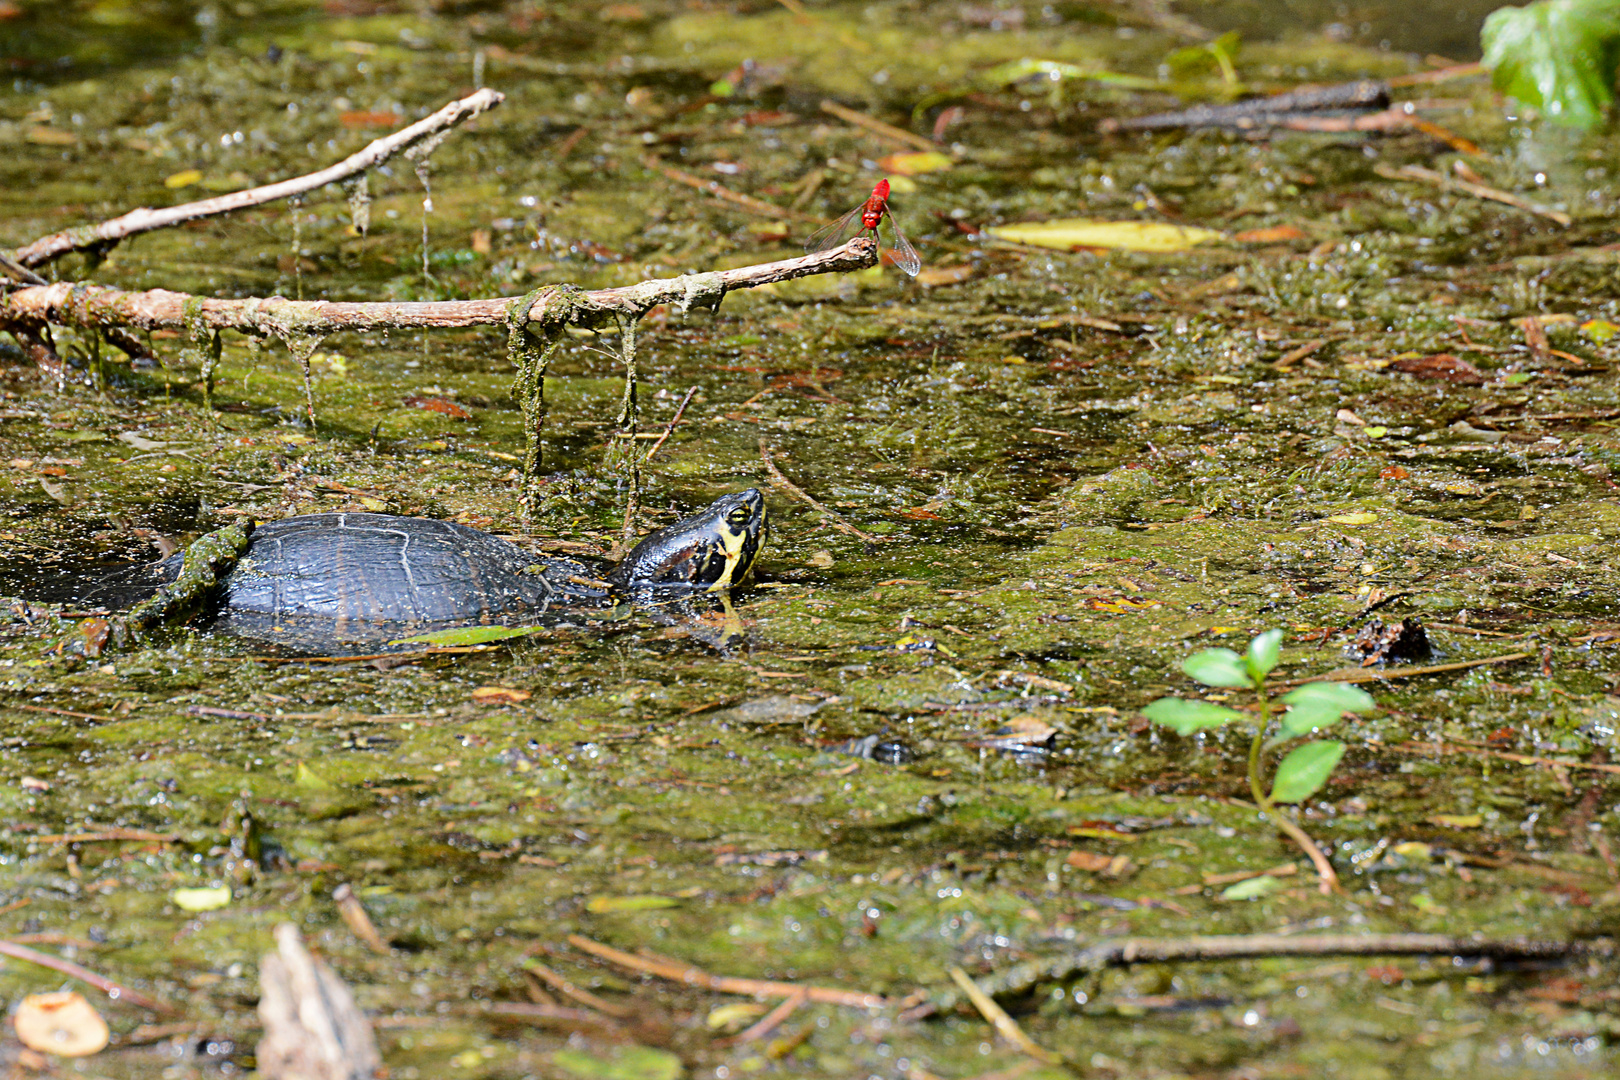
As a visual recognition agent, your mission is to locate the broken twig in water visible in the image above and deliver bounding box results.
[566,933,889,1009]
[1101,80,1388,132]
[643,385,699,463]
[930,932,1608,1009]
[0,939,175,1013]
[1279,651,1534,687]
[948,967,1063,1066]
[9,89,505,270]
[1374,163,1571,226]
[0,240,877,338]
[759,438,880,543]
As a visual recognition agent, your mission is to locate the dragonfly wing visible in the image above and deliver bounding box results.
[883,218,922,277]
[804,202,865,255]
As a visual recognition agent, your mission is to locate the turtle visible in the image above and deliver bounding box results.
[94,488,767,652]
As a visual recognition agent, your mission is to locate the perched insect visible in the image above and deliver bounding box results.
[804,179,920,277]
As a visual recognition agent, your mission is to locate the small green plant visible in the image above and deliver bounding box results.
[1482,0,1620,129]
[1142,629,1375,893]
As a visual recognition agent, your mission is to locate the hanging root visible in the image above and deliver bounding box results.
[273,331,326,429]
[506,284,580,524]
[180,297,222,413]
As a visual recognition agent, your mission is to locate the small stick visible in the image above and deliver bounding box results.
[1,239,878,337]
[642,156,820,222]
[716,988,807,1047]
[1389,741,1620,776]
[12,703,118,722]
[1374,162,1571,227]
[522,959,635,1018]
[819,100,937,152]
[333,884,391,955]
[947,967,1063,1066]
[758,438,880,543]
[643,385,698,463]
[482,1001,623,1032]
[33,829,180,844]
[1277,652,1533,687]
[0,939,175,1013]
[9,89,505,270]
[565,934,889,1009]
[948,932,1608,1005]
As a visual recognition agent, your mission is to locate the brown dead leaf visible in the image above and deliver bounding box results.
[471,686,531,705]
[13,991,109,1057]
[338,111,402,129]
[914,264,977,288]
[1387,353,1484,385]
[1233,225,1308,243]
[403,395,472,420]
[1065,850,1114,872]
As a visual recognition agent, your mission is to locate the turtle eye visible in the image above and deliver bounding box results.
[726,506,753,527]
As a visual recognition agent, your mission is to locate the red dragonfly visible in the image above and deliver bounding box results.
[804,178,920,277]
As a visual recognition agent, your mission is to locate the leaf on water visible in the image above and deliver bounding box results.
[985,218,1223,253]
[1270,740,1346,804]
[877,151,952,176]
[1429,813,1484,828]
[1580,318,1620,342]
[584,894,681,913]
[1482,0,1620,129]
[13,991,109,1057]
[1180,647,1254,688]
[1245,628,1283,681]
[471,685,532,704]
[1278,681,1375,738]
[1232,224,1308,243]
[705,1002,768,1032]
[1141,697,1244,734]
[164,169,203,189]
[1388,352,1485,385]
[1221,875,1284,901]
[388,624,549,646]
[171,885,232,912]
[1326,512,1378,525]
[553,1046,685,1080]
[295,761,334,790]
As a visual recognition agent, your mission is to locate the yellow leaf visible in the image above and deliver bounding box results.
[706,1002,767,1031]
[472,685,531,705]
[1580,318,1620,343]
[274,433,315,446]
[1428,813,1483,828]
[171,885,232,912]
[986,218,1223,253]
[360,497,388,512]
[13,992,109,1057]
[585,894,680,913]
[1327,513,1378,525]
[25,127,78,146]
[295,761,333,790]
[164,169,203,189]
[878,151,952,176]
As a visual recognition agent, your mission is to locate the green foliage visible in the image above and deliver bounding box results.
[1271,740,1347,804]
[1141,698,1245,734]
[1181,647,1255,688]
[1482,0,1620,128]
[1278,681,1375,739]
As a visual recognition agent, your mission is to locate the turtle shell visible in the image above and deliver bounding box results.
[210,513,603,646]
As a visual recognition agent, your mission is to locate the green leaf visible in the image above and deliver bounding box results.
[1278,682,1375,739]
[388,623,550,647]
[171,885,232,912]
[1181,648,1254,688]
[1270,740,1346,804]
[553,1046,685,1080]
[1221,875,1283,901]
[1482,0,1620,129]
[1244,628,1284,681]
[1141,697,1245,735]
[584,894,681,913]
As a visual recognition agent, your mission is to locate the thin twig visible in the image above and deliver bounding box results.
[1266,812,1339,896]
[1374,162,1571,227]
[938,932,1608,1006]
[643,385,698,463]
[1277,652,1534,687]
[758,438,880,542]
[819,100,938,152]
[0,939,175,1013]
[642,156,821,222]
[716,987,807,1047]
[32,829,180,844]
[333,884,391,955]
[1389,741,1620,776]
[522,960,636,1018]
[0,239,878,337]
[565,933,889,1009]
[947,968,1062,1066]
[10,89,505,269]
[480,1001,624,1032]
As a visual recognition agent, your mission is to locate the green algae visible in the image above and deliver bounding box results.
[2,2,1620,1079]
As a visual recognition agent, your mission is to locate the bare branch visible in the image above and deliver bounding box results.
[8,89,505,270]
[0,239,878,338]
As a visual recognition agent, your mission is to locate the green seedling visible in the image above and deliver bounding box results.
[1142,629,1375,893]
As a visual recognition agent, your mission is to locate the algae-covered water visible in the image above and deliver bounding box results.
[3,1,1620,1078]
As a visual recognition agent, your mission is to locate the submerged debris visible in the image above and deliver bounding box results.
[1348,618,1433,666]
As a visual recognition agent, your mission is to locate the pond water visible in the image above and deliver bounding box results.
[2,1,1619,1078]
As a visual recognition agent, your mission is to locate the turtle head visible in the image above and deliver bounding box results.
[609,488,768,591]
